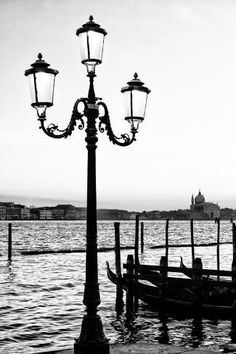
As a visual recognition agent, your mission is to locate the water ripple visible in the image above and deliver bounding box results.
[0,220,234,353]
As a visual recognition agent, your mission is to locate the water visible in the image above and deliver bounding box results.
[0,220,234,353]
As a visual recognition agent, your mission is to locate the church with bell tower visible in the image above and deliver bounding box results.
[190,190,220,219]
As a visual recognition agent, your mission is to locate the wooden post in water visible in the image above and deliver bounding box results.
[165,219,169,265]
[231,301,236,342]
[193,257,203,313]
[190,218,195,267]
[232,223,236,279]
[8,223,12,261]
[160,256,167,303]
[125,254,135,320]
[231,223,236,339]
[140,222,144,254]
[135,215,139,265]
[114,222,121,278]
[216,218,220,281]
[134,215,139,310]
[114,222,123,312]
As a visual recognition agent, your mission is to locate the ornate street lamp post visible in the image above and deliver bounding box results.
[25,16,150,354]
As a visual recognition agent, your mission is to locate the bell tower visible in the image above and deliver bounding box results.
[191,194,194,206]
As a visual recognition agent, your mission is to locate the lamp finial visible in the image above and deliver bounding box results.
[89,15,94,21]
[38,53,43,60]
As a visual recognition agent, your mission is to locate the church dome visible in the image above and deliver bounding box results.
[195,191,205,204]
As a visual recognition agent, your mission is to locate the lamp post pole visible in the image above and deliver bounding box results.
[75,73,110,353]
[24,16,150,354]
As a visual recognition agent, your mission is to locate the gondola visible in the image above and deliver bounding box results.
[180,256,214,280]
[180,257,231,298]
[107,261,233,319]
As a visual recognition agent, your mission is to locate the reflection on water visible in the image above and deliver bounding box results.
[190,317,204,348]
[0,220,234,352]
[157,312,169,344]
[110,305,226,351]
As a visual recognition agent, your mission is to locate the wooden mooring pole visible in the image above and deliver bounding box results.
[125,254,135,320]
[114,222,123,312]
[165,219,169,264]
[231,223,236,340]
[134,215,139,310]
[135,215,139,267]
[160,256,167,303]
[140,222,144,254]
[8,223,12,261]
[216,218,220,281]
[190,218,195,267]
[193,257,203,313]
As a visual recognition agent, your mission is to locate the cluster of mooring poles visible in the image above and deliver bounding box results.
[112,217,236,341]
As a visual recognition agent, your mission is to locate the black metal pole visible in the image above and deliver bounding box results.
[74,73,109,354]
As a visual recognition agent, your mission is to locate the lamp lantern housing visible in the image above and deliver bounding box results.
[121,73,151,131]
[24,53,58,117]
[76,15,107,73]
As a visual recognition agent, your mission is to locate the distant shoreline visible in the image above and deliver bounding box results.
[0,218,233,221]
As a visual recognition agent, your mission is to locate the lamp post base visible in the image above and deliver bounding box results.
[74,342,110,354]
[74,314,109,354]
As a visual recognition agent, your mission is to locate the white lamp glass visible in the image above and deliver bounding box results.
[28,72,56,106]
[121,73,151,130]
[76,16,107,73]
[25,53,58,117]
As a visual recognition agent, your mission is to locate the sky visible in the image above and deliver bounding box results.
[1,0,236,211]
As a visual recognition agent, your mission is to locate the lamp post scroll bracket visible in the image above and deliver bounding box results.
[97,101,136,146]
[39,98,87,139]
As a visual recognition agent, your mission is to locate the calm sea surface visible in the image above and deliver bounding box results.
[0,220,234,353]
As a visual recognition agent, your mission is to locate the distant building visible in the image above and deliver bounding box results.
[39,209,53,220]
[52,208,65,220]
[65,208,80,219]
[0,205,6,220]
[78,207,86,220]
[190,190,220,219]
[20,207,30,219]
[30,208,40,219]
[2,202,22,220]
[53,204,80,219]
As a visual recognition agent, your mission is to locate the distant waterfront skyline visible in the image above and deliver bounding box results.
[0,190,234,212]
[1,0,236,211]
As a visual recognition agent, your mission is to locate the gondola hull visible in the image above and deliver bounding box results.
[107,262,233,319]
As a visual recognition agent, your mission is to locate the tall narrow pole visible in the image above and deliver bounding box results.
[140,222,144,253]
[74,73,109,354]
[134,215,139,310]
[114,222,123,312]
[165,219,169,264]
[190,218,195,267]
[231,223,236,340]
[8,223,12,261]
[135,215,139,266]
[114,222,121,278]
[216,218,220,281]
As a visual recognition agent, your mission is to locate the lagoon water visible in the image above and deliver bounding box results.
[0,220,234,353]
